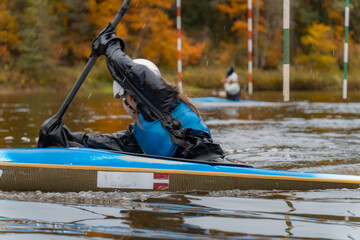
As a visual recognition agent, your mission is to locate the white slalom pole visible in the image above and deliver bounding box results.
[176,0,182,91]
[283,0,290,102]
[343,0,350,99]
[248,0,253,95]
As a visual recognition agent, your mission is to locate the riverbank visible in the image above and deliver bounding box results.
[176,66,360,91]
[1,64,360,95]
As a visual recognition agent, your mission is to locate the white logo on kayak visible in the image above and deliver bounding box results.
[97,171,169,190]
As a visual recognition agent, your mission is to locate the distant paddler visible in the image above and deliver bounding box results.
[212,66,241,101]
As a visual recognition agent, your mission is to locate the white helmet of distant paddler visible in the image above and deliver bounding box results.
[113,58,161,98]
[228,72,238,83]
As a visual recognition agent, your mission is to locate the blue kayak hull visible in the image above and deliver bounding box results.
[0,148,359,192]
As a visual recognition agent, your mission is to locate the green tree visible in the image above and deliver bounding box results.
[17,0,58,83]
[54,0,93,63]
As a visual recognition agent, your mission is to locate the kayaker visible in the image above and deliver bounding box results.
[48,23,224,162]
[212,66,241,101]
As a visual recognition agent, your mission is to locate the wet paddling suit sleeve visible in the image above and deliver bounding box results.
[62,124,143,153]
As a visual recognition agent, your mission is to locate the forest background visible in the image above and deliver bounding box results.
[1,0,360,93]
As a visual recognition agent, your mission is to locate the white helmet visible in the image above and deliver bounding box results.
[228,72,238,82]
[113,81,125,99]
[133,58,161,77]
[113,58,160,98]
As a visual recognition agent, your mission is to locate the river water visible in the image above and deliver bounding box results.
[0,90,359,239]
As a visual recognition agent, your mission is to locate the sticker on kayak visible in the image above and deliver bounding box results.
[97,171,169,190]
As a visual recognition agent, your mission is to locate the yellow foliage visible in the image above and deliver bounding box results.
[301,23,336,52]
[296,23,337,68]
[0,2,19,62]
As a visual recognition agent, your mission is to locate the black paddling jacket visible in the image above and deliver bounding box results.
[105,41,180,122]
[48,40,224,161]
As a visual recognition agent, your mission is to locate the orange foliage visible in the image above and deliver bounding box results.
[218,0,248,36]
[218,0,265,37]
[88,0,128,38]
[219,52,230,66]
[264,29,282,68]
[217,0,248,19]
[182,36,206,65]
[0,2,19,62]
[231,20,248,36]
[88,0,205,69]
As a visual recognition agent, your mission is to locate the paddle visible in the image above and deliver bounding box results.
[38,0,131,147]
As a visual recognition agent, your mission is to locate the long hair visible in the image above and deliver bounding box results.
[160,77,202,119]
[131,77,202,127]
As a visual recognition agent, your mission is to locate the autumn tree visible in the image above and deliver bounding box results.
[0,1,19,64]
[88,0,204,69]
[296,22,337,68]
[217,0,271,67]
[179,0,223,40]
[54,0,93,62]
[295,0,353,69]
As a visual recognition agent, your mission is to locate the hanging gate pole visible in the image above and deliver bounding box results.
[248,0,253,95]
[283,0,290,102]
[176,0,182,91]
[343,0,350,99]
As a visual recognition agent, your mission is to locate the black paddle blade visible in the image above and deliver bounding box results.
[37,115,67,148]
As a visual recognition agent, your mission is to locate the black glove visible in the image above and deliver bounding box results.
[91,23,125,57]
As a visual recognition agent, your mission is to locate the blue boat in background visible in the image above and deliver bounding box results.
[191,97,300,108]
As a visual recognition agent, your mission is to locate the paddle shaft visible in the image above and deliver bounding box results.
[56,0,131,118]
[57,57,96,117]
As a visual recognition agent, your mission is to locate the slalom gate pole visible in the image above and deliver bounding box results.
[343,0,350,100]
[176,0,182,91]
[248,0,253,95]
[283,0,290,102]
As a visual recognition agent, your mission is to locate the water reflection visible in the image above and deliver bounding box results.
[0,189,359,239]
[1,91,360,239]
